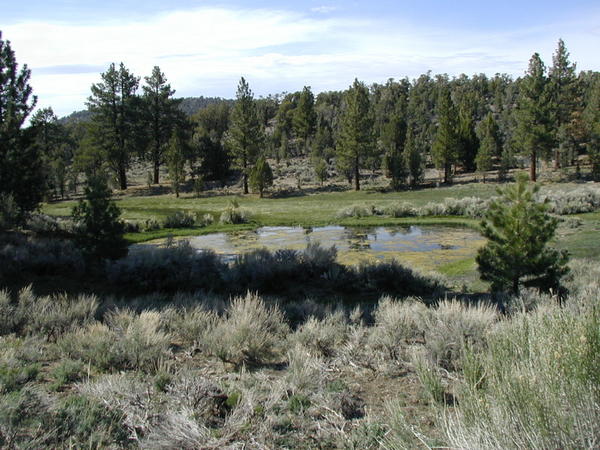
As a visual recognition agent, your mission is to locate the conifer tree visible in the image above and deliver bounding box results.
[293,86,317,155]
[548,39,578,168]
[457,102,479,172]
[403,126,423,187]
[584,78,600,180]
[516,53,552,181]
[0,31,44,218]
[142,66,181,184]
[314,158,328,186]
[249,157,273,198]
[87,63,140,190]
[476,174,569,295]
[166,129,187,198]
[432,86,460,183]
[71,174,127,260]
[336,79,373,191]
[476,112,500,182]
[228,77,263,194]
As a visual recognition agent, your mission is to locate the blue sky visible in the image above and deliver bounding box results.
[2,0,599,116]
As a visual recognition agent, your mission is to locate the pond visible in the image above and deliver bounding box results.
[140,225,485,272]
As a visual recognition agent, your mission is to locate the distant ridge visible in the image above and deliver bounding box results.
[59,96,233,124]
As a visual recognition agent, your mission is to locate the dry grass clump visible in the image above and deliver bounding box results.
[368,296,429,361]
[205,293,289,366]
[160,304,219,348]
[336,203,383,219]
[219,200,250,224]
[0,286,98,339]
[444,302,600,449]
[288,310,349,357]
[59,310,171,372]
[421,299,498,371]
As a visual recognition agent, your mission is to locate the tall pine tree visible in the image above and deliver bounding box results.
[516,53,552,181]
[432,86,460,184]
[0,31,44,219]
[475,112,500,182]
[87,63,140,190]
[293,86,317,155]
[548,39,578,168]
[142,66,182,184]
[336,79,374,191]
[584,78,600,180]
[228,77,263,194]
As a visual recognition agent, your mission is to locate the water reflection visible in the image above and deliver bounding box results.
[138,225,487,271]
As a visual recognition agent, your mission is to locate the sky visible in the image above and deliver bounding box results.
[1,0,600,117]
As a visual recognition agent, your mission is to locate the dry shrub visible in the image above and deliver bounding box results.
[59,310,171,372]
[444,302,600,449]
[368,296,429,361]
[0,286,98,339]
[160,305,219,348]
[205,293,288,366]
[289,310,349,357]
[423,299,497,371]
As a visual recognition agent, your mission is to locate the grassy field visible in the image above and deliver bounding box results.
[41,180,600,291]
[43,182,499,225]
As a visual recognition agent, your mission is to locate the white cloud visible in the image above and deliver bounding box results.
[3,6,599,116]
[311,6,337,14]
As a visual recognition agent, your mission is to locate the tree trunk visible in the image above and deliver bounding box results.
[118,165,127,190]
[243,157,249,194]
[354,157,360,191]
[444,163,451,184]
[554,148,560,169]
[530,151,537,182]
[153,160,160,185]
[512,277,519,296]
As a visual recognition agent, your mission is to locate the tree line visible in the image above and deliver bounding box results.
[2,31,600,223]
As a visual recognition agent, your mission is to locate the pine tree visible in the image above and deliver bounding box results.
[29,107,71,199]
[71,174,127,261]
[403,126,423,187]
[0,31,44,219]
[432,86,460,183]
[476,174,569,295]
[314,158,328,186]
[166,129,187,198]
[456,101,479,172]
[142,66,182,184]
[293,86,317,155]
[476,112,500,182]
[548,39,578,168]
[584,78,600,180]
[87,63,140,190]
[228,77,263,194]
[336,79,373,191]
[249,157,273,198]
[516,53,552,181]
